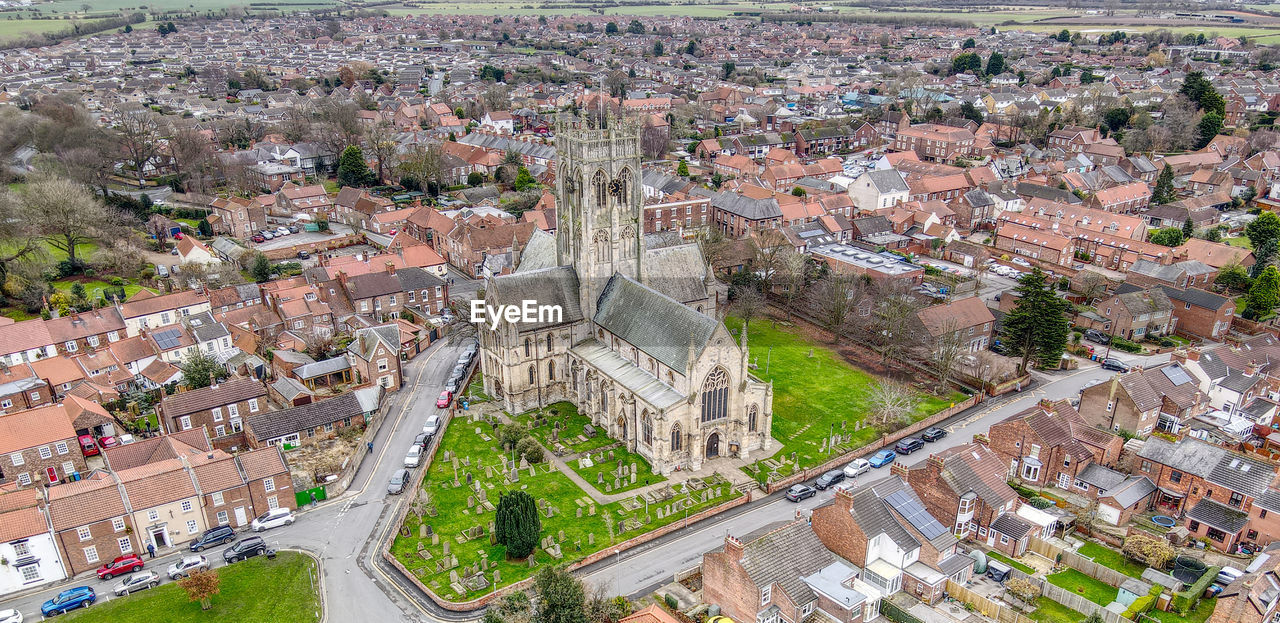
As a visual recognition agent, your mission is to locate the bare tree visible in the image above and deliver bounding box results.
[697,228,733,269]
[776,251,808,320]
[481,84,510,113]
[868,380,920,428]
[279,106,316,143]
[930,318,966,394]
[20,176,132,265]
[751,228,790,294]
[0,188,41,285]
[730,286,765,329]
[398,142,446,191]
[640,122,668,160]
[365,122,399,185]
[871,280,924,365]
[314,99,364,157]
[1075,270,1109,303]
[817,270,861,343]
[114,108,161,187]
[167,124,215,193]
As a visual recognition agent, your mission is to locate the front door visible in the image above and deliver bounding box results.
[45,467,58,484]
[706,433,720,459]
[151,527,168,549]
[233,507,247,527]
[1057,471,1071,489]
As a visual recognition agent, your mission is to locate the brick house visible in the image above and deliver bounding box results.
[1134,436,1276,552]
[987,399,1124,491]
[904,443,1030,557]
[810,476,974,605]
[246,162,303,193]
[0,404,87,487]
[395,267,449,318]
[893,124,975,163]
[208,196,267,239]
[46,308,126,356]
[915,297,995,353]
[347,325,402,391]
[1077,361,1207,436]
[274,183,334,218]
[1246,491,1280,548]
[704,520,874,623]
[119,290,211,337]
[246,387,380,448]
[1124,260,1217,291]
[993,222,1075,266]
[1047,126,1102,153]
[45,471,136,576]
[1096,289,1175,340]
[1087,181,1151,213]
[157,377,268,446]
[0,363,54,414]
[116,457,207,552]
[338,266,406,321]
[1160,286,1234,341]
[1207,550,1280,623]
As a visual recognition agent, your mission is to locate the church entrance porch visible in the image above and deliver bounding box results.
[706,432,720,459]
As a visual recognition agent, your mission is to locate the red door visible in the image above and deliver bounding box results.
[45,467,58,484]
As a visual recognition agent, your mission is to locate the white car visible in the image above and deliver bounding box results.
[250,508,296,532]
[423,415,441,436]
[1011,257,1032,268]
[0,608,23,623]
[405,444,424,467]
[113,570,160,596]
[167,555,209,580]
[843,458,871,479]
[275,227,290,237]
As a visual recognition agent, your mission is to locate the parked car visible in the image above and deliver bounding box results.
[445,377,462,394]
[423,415,441,436]
[288,225,300,234]
[435,391,452,409]
[251,235,266,243]
[156,264,169,278]
[41,587,95,617]
[250,508,296,532]
[843,458,871,479]
[78,434,99,457]
[112,571,160,596]
[814,469,846,490]
[297,250,310,259]
[222,536,269,563]
[1011,257,1032,268]
[921,427,947,442]
[0,608,22,623]
[275,227,290,237]
[413,432,431,450]
[167,555,209,580]
[405,444,424,468]
[785,484,817,502]
[1101,358,1130,372]
[894,437,925,455]
[1217,567,1245,585]
[96,553,144,580]
[261,231,274,240]
[1083,329,1111,345]
[388,468,410,495]
[169,247,179,256]
[97,436,118,450]
[118,434,136,445]
[868,449,897,468]
[189,525,236,552]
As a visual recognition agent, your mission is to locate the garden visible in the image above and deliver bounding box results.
[1046,569,1117,606]
[1077,541,1147,579]
[391,410,740,601]
[726,317,965,481]
[1025,598,1086,623]
[60,552,320,623]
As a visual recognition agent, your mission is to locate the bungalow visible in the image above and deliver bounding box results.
[246,387,380,448]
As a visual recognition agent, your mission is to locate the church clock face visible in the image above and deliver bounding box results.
[608,178,625,199]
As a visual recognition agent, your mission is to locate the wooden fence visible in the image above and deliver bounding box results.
[946,578,1128,623]
[945,579,1036,623]
[1025,537,1131,588]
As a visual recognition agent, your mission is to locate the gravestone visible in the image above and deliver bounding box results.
[527,464,535,477]
[605,483,612,493]
[558,529,566,542]
[493,569,500,585]
[462,456,470,467]
[519,456,529,469]
[576,507,583,518]
[589,505,596,516]
[580,455,594,469]
[450,570,459,584]
[485,465,493,479]
[596,472,604,484]
[467,496,475,508]
[614,477,621,490]
[466,472,473,485]
[656,508,664,519]
[630,472,637,484]
[477,488,487,503]
[588,533,594,545]
[608,449,615,459]
[432,533,440,546]
[419,524,428,538]
[452,456,459,471]
[450,554,458,568]
[630,462,637,475]
[443,541,450,556]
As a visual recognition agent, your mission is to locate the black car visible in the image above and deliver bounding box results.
[814,469,845,490]
[1101,357,1130,372]
[189,525,236,552]
[222,536,269,563]
[921,427,947,442]
[297,250,310,260]
[785,484,817,502]
[1084,329,1111,345]
[990,341,1010,355]
[413,432,432,450]
[895,437,925,454]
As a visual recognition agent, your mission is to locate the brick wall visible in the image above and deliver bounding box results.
[55,516,135,576]
[3,439,87,487]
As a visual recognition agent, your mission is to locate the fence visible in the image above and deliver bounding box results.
[1025,536,1131,588]
[880,599,925,623]
[946,578,1128,623]
[295,485,327,507]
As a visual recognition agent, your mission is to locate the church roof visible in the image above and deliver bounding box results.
[489,266,584,332]
[570,339,686,409]
[643,243,709,304]
[594,274,716,372]
[516,228,558,274]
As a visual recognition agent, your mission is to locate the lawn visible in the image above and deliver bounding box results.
[987,550,1036,575]
[1046,569,1118,606]
[1027,598,1086,623]
[512,402,614,456]
[1225,236,1254,249]
[460,371,492,404]
[61,551,320,623]
[0,238,100,263]
[391,414,739,601]
[564,440,666,495]
[1078,541,1146,579]
[1149,597,1215,623]
[725,317,965,473]
[52,278,151,304]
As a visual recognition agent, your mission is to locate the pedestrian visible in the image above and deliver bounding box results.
[367,441,373,453]
[146,543,155,559]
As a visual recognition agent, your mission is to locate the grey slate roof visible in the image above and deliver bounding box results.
[593,274,717,373]
[1136,436,1222,478]
[643,243,710,305]
[1186,497,1250,533]
[1207,451,1274,499]
[184,312,230,343]
[348,325,400,361]
[1157,285,1230,312]
[488,266,584,332]
[734,521,834,606]
[515,228,558,274]
[1077,463,1127,491]
[1104,476,1157,508]
[345,271,403,301]
[270,376,312,402]
[990,513,1031,540]
[396,266,446,291]
[706,190,783,220]
[246,392,364,441]
[1139,437,1274,497]
[864,169,909,194]
[1255,489,1280,513]
[293,356,351,380]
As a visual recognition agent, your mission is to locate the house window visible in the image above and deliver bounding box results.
[118,537,132,554]
[179,416,192,431]
[1170,471,1182,484]
[1022,464,1040,481]
[217,511,229,525]
[264,477,275,493]
[88,335,99,347]
[267,496,279,510]
[248,399,259,413]
[294,320,305,329]
[761,585,772,605]
[187,520,199,534]
[84,546,98,564]
[1140,460,1151,472]
[1000,534,1009,544]
[65,341,77,352]
[212,407,223,422]
[10,452,23,466]
[215,425,225,437]
[16,473,29,486]
[1075,480,1090,491]
[181,500,193,513]
[112,518,125,532]
[1230,492,1244,508]
[77,526,92,541]
[212,492,224,506]
[55,441,68,455]
[19,564,40,583]
[228,404,239,417]
[38,446,51,460]
[377,359,389,372]
[147,510,159,522]
[1189,520,1201,531]
[2,400,12,410]
[1206,527,1227,542]
[29,391,40,403]
[1263,509,1269,519]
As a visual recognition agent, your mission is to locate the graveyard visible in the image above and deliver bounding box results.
[513,402,668,495]
[390,407,741,602]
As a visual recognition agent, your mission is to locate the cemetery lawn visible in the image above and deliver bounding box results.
[725,317,964,473]
[392,413,740,602]
[1077,541,1146,578]
[1046,569,1118,606]
[567,444,665,495]
[461,371,491,404]
[513,402,614,455]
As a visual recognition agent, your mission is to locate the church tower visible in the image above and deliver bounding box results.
[553,115,643,320]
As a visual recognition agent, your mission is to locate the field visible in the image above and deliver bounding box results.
[60,552,321,623]
[391,412,740,601]
[725,316,964,476]
[0,0,334,44]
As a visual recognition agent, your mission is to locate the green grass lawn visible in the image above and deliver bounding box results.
[1225,236,1253,249]
[392,414,739,601]
[987,550,1036,575]
[512,402,614,456]
[1078,541,1147,579]
[1149,597,1215,623]
[1047,569,1118,606]
[725,317,965,472]
[564,441,666,495]
[61,551,320,623]
[52,278,151,304]
[460,371,491,404]
[1027,598,1087,623]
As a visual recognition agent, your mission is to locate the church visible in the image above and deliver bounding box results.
[476,115,774,474]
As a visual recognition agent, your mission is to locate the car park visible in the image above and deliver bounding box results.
[1101,358,1130,372]
[112,571,160,596]
[189,525,235,551]
[1084,329,1111,345]
[222,536,270,563]
[288,225,300,234]
[814,469,845,490]
[275,227,290,237]
[894,437,925,454]
[1011,257,1032,268]
[843,458,871,479]
[785,484,817,502]
[869,449,897,468]
[167,555,209,579]
[41,587,95,617]
[250,508,296,532]
[96,553,144,579]
[423,415,441,435]
[436,391,452,408]
[405,444,424,467]
[921,427,947,442]
[388,468,410,494]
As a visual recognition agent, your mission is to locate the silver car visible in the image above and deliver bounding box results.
[113,570,160,596]
[166,555,209,580]
[388,468,410,495]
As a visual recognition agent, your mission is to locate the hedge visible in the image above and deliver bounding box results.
[1110,336,1143,353]
[880,599,924,623]
[1122,585,1163,619]
[1173,565,1221,614]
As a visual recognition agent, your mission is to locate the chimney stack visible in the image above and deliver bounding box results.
[889,462,908,479]
[385,261,396,276]
[927,454,945,471]
[724,534,745,560]
[1171,349,1187,365]
[1187,348,1201,362]
[337,270,349,288]
[1247,360,1260,376]
[834,486,855,513]
[973,433,990,446]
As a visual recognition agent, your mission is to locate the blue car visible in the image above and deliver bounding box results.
[868,449,897,468]
[42,586,96,616]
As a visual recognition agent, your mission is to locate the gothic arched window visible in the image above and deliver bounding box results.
[615,167,634,203]
[592,170,608,208]
[546,333,553,352]
[524,337,531,358]
[548,360,556,381]
[671,423,682,452]
[618,225,636,259]
[600,385,608,413]
[642,412,652,446]
[700,367,729,424]
[748,404,758,432]
[528,365,535,384]
[593,229,611,263]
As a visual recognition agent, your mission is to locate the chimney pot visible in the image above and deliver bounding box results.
[724,534,745,558]
[890,462,908,479]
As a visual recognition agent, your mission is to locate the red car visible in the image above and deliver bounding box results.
[435,391,452,409]
[98,436,118,450]
[78,434,99,457]
[96,554,144,580]
[251,234,265,243]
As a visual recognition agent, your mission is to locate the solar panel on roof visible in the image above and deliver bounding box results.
[1162,365,1193,386]
[885,489,949,540]
[153,328,183,350]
